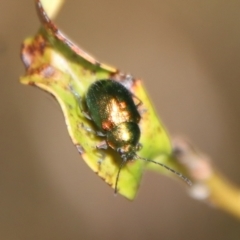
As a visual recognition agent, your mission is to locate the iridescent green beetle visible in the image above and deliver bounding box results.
[81,79,191,193]
[86,80,141,157]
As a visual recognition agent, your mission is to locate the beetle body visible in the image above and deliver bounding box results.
[83,79,191,192]
[86,79,141,160]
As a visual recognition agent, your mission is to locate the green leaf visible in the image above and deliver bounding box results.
[20,0,172,199]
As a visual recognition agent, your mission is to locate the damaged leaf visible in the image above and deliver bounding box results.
[20,0,172,199]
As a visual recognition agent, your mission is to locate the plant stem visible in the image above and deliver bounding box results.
[172,137,240,219]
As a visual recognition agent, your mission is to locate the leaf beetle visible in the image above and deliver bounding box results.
[75,79,191,193]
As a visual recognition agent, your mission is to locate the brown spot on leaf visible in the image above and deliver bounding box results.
[26,64,56,80]
[76,144,85,155]
[21,35,46,69]
[40,65,55,78]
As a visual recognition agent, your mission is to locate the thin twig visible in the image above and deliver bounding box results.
[172,137,240,219]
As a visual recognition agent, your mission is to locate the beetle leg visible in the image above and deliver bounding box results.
[94,145,107,165]
[131,93,143,108]
[80,123,106,137]
[96,141,108,150]
[68,84,92,120]
[82,111,92,120]
[132,94,147,115]
[120,76,143,107]
[96,131,106,137]
[80,122,94,134]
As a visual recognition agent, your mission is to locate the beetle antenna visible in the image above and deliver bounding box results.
[135,155,192,186]
[114,159,127,194]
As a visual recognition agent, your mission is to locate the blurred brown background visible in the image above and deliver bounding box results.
[1,0,240,239]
